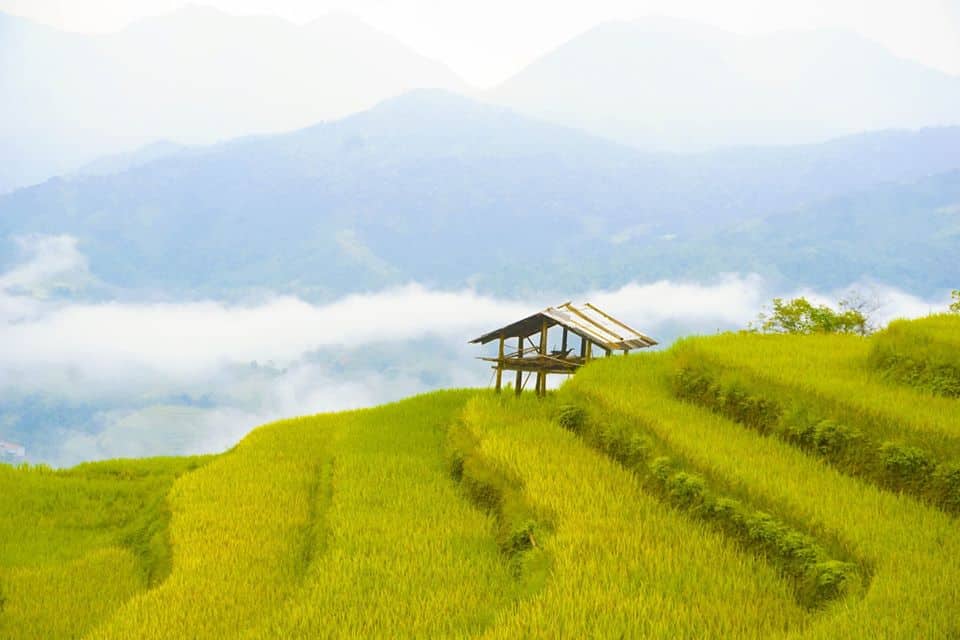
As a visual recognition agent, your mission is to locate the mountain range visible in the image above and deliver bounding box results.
[490,18,960,151]
[4,9,960,194]
[0,5,463,193]
[1,90,958,299]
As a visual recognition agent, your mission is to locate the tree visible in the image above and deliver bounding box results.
[951,290,960,313]
[754,296,873,335]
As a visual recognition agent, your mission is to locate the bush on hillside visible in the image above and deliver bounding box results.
[754,296,873,335]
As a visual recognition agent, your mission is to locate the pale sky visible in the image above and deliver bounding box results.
[2,0,958,87]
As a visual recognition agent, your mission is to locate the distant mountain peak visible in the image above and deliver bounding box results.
[490,21,960,151]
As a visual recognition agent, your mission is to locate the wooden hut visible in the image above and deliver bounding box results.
[470,302,657,396]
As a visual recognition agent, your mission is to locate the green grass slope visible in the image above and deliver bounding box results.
[0,457,209,639]
[3,316,959,638]
[869,314,960,397]
[562,351,960,639]
[670,333,960,513]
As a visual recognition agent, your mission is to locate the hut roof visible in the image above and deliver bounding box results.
[470,302,657,351]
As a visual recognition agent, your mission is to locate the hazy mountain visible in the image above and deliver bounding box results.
[546,169,960,295]
[2,90,959,299]
[489,18,960,151]
[71,140,189,178]
[0,5,463,193]
[707,170,960,291]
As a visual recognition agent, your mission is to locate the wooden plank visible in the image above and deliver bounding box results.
[495,336,504,392]
[536,318,548,397]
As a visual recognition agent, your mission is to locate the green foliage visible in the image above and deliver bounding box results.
[951,290,960,313]
[755,296,871,335]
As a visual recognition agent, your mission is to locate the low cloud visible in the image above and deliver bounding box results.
[590,274,767,330]
[0,234,92,299]
[0,236,952,466]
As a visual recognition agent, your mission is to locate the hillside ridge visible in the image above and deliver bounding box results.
[3,315,960,638]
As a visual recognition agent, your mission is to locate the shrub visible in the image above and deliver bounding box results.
[754,296,872,336]
[555,405,587,433]
[879,442,935,486]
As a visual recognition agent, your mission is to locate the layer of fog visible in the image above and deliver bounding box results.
[0,236,951,466]
[7,1,960,83]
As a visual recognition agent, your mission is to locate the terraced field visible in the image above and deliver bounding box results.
[3,316,959,638]
[0,457,210,639]
[869,314,960,397]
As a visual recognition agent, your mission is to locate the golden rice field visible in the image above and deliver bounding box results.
[869,314,960,398]
[2,316,959,638]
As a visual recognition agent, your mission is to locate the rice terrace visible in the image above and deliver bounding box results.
[2,302,959,639]
[3,3,960,637]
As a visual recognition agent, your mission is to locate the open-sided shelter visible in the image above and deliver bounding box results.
[470,302,657,396]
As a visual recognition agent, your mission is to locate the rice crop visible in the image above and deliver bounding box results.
[566,352,960,639]
[6,316,960,638]
[868,314,960,397]
[240,392,522,639]
[454,394,807,639]
[670,333,960,513]
[0,456,208,639]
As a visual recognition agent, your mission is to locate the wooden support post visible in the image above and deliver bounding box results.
[536,320,548,397]
[579,335,587,359]
[512,335,523,395]
[605,348,612,358]
[495,336,505,392]
[561,327,569,354]
[585,341,593,362]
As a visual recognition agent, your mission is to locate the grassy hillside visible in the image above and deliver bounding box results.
[0,456,209,638]
[3,317,959,638]
[869,314,960,397]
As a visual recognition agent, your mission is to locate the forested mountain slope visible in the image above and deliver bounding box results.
[2,91,958,298]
